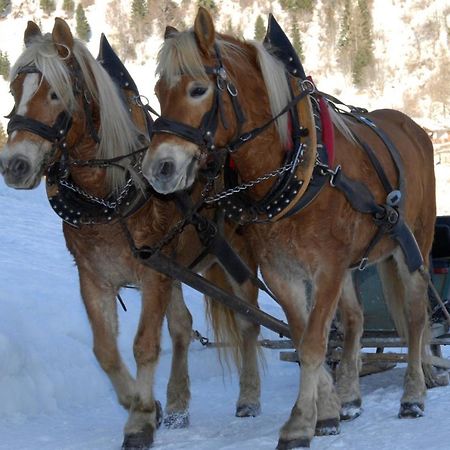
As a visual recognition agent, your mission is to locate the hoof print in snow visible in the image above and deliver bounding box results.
[276,437,311,449]
[235,403,261,417]
[121,425,154,450]
[164,410,190,429]
[398,402,425,418]
[340,399,362,421]
[315,417,340,436]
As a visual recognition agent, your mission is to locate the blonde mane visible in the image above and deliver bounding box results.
[157,31,292,147]
[156,28,357,151]
[11,33,143,192]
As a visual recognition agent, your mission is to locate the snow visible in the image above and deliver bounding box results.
[0,1,450,448]
[1,178,450,448]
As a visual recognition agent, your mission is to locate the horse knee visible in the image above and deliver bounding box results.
[133,341,160,366]
[93,345,121,373]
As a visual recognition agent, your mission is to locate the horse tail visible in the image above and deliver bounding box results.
[205,294,244,371]
[204,262,262,372]
[379,254,431,364]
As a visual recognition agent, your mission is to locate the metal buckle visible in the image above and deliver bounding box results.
[134,94,149,108]
[328,165,341,187]
[386,190,402,207]
[300,79,316,94]
[227,82,238,97]
[358,257,368,271]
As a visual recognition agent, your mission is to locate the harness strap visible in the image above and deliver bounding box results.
[121,219,291,338]
[174,192,280,301]
[331,166,385,216]
[225,89,310,153]
[350,114,404,207]
[7,111,72,142]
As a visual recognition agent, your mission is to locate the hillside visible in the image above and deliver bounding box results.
[0,1,449,127]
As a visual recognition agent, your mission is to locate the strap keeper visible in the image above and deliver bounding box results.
[328,164,342,187]
[358,257,368,271]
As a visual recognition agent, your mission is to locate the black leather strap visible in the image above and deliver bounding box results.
[7,111,72,143]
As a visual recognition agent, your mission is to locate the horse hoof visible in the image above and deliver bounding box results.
[121,424,154,450]
[425,369,449,389]
[235,403,261,417]
[276,437,311,449]
[315,418,340,436]
[398,402,424,418]
[340,399,362,421]
[164,410,190,429]
[155,400,163,429]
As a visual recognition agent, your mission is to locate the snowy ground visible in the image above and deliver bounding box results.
[0,175,450,450]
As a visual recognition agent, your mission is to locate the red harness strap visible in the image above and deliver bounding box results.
[318,95,335,166]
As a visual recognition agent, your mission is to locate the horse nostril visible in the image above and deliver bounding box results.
[157,159,175,179]
[10,156,30,178]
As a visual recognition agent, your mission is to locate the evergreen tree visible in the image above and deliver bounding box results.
[280,0,315,13]
[76,3,91,41]
[62,0,75,17]
[225,18,234,35]
[254,15,265,41]
[337,0,352,52]
[0,123,6,148]
[0,50,10,80]
[351,0,374,86]
[132,0,147,20]
[0,0,11,17]
[291,23,304,61]
[197,0,216,13]
[40,0,56,15]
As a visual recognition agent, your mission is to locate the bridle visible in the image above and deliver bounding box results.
[151,42,313,169]
[6,61,98,178]
[150,41,314,223]
[151,44,246,163]
[5,60,152,227]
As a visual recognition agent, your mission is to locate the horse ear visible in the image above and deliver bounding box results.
[24,21,42,47]
[52,17,74,56]
[164,26,179,39]
[194,7,215,55]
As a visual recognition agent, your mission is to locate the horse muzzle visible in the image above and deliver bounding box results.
[0,153,41,189]
[142,145,199,194]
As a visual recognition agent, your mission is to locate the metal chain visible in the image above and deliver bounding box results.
[149,216,190,255]
[202,146,304,204]
[59,170,136,210]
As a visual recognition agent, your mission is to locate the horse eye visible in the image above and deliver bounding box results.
[50,92,58,100]
[189,86,207,98]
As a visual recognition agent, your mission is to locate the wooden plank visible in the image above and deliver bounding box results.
[281,350,450,370]
[262,336,450,350]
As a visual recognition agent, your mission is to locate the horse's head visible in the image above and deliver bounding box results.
[0,19,85,189]
[0,18,143,192]
[142,8,289,195]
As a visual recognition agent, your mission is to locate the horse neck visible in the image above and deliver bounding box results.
[226,89,286,199]
[69,134,110,198]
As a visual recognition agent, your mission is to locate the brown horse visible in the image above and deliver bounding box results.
[0,18,261,449]
[142,8,436,449]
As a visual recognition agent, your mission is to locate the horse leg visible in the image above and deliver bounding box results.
[205,262,261,417]
[335,272,364,421]
[275,266,344,449]
[164,281,192,428]
[379,251,428,418]
[79,269,135,410]
[122,272,172,450]
[232,275,261,417]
